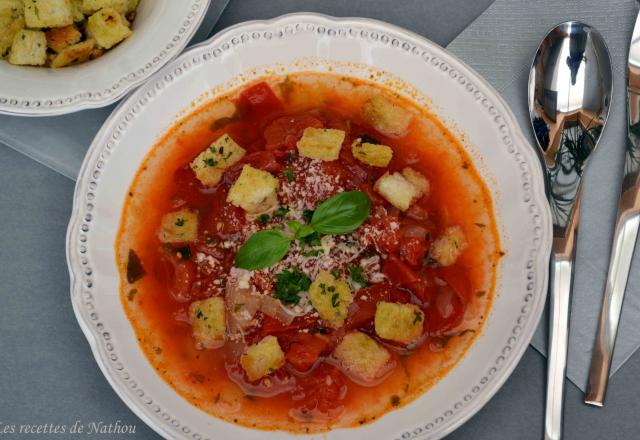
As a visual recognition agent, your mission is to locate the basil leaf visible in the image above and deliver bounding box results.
[288,220,315,239]
[235,229,292,270]
[311,191,371,235]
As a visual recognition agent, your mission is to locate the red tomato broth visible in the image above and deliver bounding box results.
[117,73,501,433]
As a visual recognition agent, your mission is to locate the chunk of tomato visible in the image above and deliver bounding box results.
[383,255,419,285]
[284,332,328,372]
[264,114,323,150]
[365,216,401,253]
[399,236,429,267]
[261,314,321,336]
[237,82,283,121]
[295,364,346,418]
[242,150,283,173]
[424,268,468,334]
[383,256,432,302]
[155,254,196,302]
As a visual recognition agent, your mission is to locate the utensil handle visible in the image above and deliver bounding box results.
[585,211,640,406]
[544,255,575,440]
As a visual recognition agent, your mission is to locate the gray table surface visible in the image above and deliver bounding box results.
[1,1,639,439]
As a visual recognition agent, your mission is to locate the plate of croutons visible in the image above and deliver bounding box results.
[0,0,211,115]
[67,13,552,440]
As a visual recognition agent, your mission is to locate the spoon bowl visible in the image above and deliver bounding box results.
[529,21,613,182]
[527,21,613,440]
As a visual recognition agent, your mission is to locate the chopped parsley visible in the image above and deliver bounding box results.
[203,157,218,167]
[273,206,289,218]
[413,311,423,325]
[302,249,323,257]
[258,214,270,225]
[347,264,368,286]
[300,231,321,247]
[195,308,204,319]
[302,209,314,223]
[283,166,295,182]
[273,267,311,305]
[175,217,185,227]
[331,293,340,308]
[330,268,341,279]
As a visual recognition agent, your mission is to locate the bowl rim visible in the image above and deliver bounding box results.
[0,0,212,117]
[66,12,552,440]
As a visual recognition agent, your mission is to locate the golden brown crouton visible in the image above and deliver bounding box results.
[296,127,345,161]
[50,39,95,67]
[8,29,47,66]
[351,138,393,167]
[45,24,82,52]
[190,134,246,187]
[189,297,226,349]
[86,7,132,49]
[24,0,74,28]
[227,165,279,214]
[158,209,199,243]
[308,270,353,329]
[362,95,412,138]
[375,301,424,343]
[240,336,285,381]
[430,226,467,266]
[333,332,391,383]
[374,172,420,211]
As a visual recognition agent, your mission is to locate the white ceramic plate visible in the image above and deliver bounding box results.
[67,13,552,440]
[0,0,210,116]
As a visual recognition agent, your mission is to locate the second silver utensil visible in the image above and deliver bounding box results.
[585,7,640,407]
[528,21,613,440]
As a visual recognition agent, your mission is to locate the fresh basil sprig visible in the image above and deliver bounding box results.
[310,191,371,234]
[234,229,291,270]
[234,191,371,270]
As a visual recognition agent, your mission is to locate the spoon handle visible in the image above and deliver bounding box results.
[585,202,640,406]
[544,255,575,440]
[544,197,580,440]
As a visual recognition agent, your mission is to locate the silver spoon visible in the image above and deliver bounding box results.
[528,21,613,440]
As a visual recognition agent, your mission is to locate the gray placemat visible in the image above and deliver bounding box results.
[447,0,640,391]
[0,0,230,180]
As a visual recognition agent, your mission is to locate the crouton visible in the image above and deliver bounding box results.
[374,172,420,211]
[81,0,128,15]
[69,0,83,21]
[227,165,278,214]
[45,24,81,52]
[296,127,345,161]
[362,95,412,138]
[240,335,285,381]
[430,226,467,266]
[24,0,74,28]
[0,0,24,59]
[333,332,391,383]
[0,0,23,18]
[50,38,94,67]
[86,7,132,49]
[158,209,198,243]
[351,138,393,167]
[401,167,429,198]
[8,30,47,66]
[190,133,245,187]
[374,302,424,343]
[189,297,226,349]
[308,270,353,329]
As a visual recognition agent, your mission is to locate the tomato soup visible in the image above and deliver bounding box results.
[117,73,500,433]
